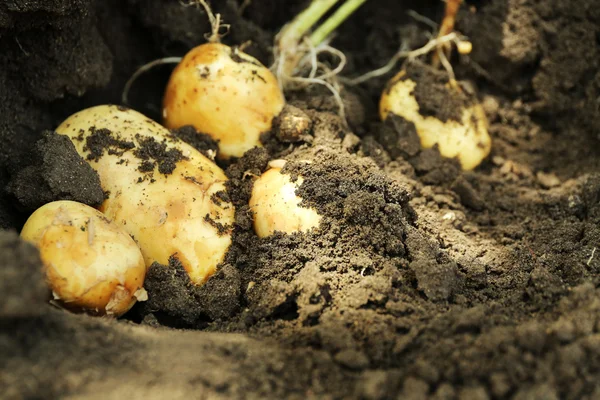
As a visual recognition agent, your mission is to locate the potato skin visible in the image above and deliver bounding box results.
[20,200,146,316]
[250,167,321,238]
[56,105,235,285]
[163,43,285,159]
[380,71,491,171]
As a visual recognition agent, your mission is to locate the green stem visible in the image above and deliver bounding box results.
[309,0,368,46]
[279,0,340,50]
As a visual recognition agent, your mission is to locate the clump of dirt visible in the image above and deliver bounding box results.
[75,123,190,181]
[169,125,219,160]
[135,255,241,326]
[370,114,462,186]
[394,60,473,123]
[81,126,135,162]
[0,230,48,318]
[7,131,105,213]
[133,135,186,175]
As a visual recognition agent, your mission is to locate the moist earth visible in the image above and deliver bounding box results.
[2,0,600,399]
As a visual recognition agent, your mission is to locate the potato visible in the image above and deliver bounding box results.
[56,105,235,285]
[163,43,285,159]
[380,70,491,170]
[250,166,321,238]
[20,200,146,316]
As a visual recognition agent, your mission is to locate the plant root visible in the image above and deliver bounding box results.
[344,32,463,85]
[274,38,348,125]
[179,0,229,43]
[431,0,464,68]
[121,57,182,106]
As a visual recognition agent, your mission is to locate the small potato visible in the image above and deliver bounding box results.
[20,200,146,316]
[250,166,321,238]
[163,43,285,159]
[380,70,491,171]
[56,105,235,285]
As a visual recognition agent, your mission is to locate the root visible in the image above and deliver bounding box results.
[15,37,30,56]
[121,57,182,105]
[314,45,347,80]
[344,32,461,85]
[288,75,347,125]
[405,10,438,30]
[432,0,464,68]
[437,42,456,82]
[179,0,229,43]
[345,2,474,86]
[239,0,253,15]
[271,0,368,125]
[275,39,348,125]
[588,247,597,266]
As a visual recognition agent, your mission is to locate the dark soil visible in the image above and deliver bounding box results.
[2,0,600,399]
[6,131,105,214]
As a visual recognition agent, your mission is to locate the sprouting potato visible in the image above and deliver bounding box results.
[55,105,235,286]
[163,43,285,159]
[250,165,321,238]
[20,200,146,316]
[380,69,491,171]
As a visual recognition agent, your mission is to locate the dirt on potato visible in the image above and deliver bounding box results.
[2,0,600,399]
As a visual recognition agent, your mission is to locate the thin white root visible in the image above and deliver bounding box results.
[307,38,319,79]
[587,247,597,266]
[275,39,348,124]
[239,0,253,14]
[122,57,182,105]
[179,0,229,42]
[289,75,347,124]
[437,43,456,82]
[344,32,462,85]
[406,9,438,30]
[315,45,347,80]
[15,37,30,56]
[342,51,402,86]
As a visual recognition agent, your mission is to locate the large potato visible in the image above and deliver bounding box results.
[56,105,235,285]
[21,200,146,316]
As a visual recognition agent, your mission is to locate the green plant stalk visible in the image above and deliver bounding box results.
[279,0,340,50]
[309,0,368,46]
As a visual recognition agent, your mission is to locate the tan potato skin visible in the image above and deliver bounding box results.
[250,167,321,238]
[380,70,491,171]
[20,201,146,316]
[163,43,285,159]
[56,105,235,285]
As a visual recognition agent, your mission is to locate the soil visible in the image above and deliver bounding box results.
[2,0,600,399]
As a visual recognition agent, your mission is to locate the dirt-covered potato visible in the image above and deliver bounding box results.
[20,200,146,316]
[163,43,285,159]
[380,69,491,170]
[55,105,235,285]
[250,166,321,238]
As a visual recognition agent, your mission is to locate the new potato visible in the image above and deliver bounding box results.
[163,43,285,159]
[380,70,491,170]
[250,166,321,238]
[20,200,146,316]
[56,105,235,285]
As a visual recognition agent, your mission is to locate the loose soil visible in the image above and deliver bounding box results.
[2,0,600,399]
